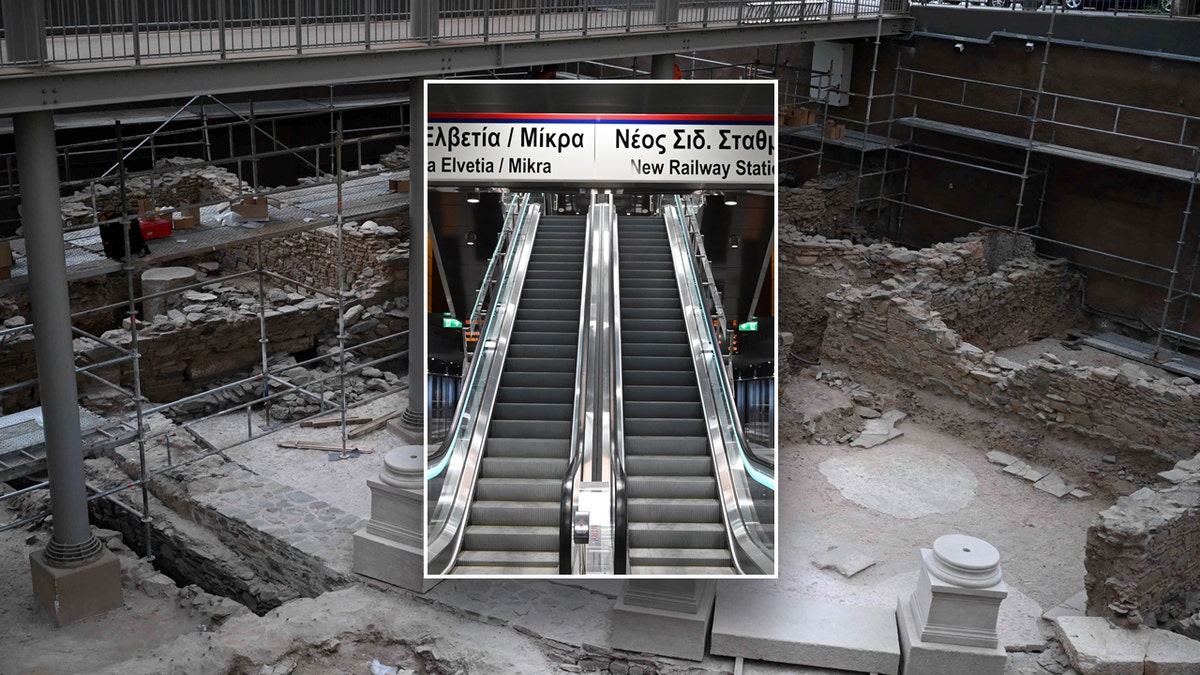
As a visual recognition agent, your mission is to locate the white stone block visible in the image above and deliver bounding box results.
[1053,616,1150,675]
[897,596,1006,675]
[710,592,899,674]
[609,580,715,662]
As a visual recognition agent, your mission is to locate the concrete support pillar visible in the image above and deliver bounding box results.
[898,534,1008,675]
[610,579,716,661]
[651,54,676,79]
[15,110,123,625]
[397,76,426,441]
[353,446,437,592]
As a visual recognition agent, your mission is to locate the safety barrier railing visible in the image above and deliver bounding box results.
[0,0,908,70]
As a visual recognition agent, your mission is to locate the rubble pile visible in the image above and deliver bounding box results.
[59,157,246,227]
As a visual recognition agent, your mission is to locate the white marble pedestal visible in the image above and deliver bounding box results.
[609,579,716,661]
[899,534,1008,675]
[353,446,438,592]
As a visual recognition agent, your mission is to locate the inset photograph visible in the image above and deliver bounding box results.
[424,80,777,577]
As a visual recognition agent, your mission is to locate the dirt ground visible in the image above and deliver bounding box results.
[0,357,1144,674]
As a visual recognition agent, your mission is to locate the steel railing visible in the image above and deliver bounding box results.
[1,0,909,70]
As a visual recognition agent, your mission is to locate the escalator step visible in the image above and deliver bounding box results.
[475,478,562,501]
[479,457,570,479]
[620,330,689,344]
[626,455,713,477]
[628,498,722,523]
[463,525,559,551]
[629,565,737,575]
[623,417,707,437]
[488,420,573,439]
[469,500,560,526]
[623,370,696,387]
[507,330,578,345]
[508,344,578,359]
[628,547,733,566]
[622,436,709,455]
[622,385,700,402]
[501,371,575,388]
[486,438,570,458]
[621,342,691,358]
[496,387,574,405]
[627,522,727,549]
[627,475,716,499]
[622,401,704,419]
[455,550,560,567]
[491,402,574,422]
[503,356,577,372]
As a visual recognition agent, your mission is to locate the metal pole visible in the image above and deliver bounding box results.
[400,77,426,436]
[13,110,103,566]
[336,114,350,457]
[116,121,154,561]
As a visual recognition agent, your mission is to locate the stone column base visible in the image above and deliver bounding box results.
[353,528,438,593]
[30,547,124,627]
[610,580,716,661]
[898,596,1006,675]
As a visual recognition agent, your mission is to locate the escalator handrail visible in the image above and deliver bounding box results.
[674,195,777,483]
[560,208,599,574]
[609,207,629,576]
[425,200,543,575]
[663,205,775,576]
[463,192,526,355]
[428,193,530,475]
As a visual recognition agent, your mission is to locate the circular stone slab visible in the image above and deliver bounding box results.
[930,534,1003,587]
[819,447,978,519]
[382,445,424,489]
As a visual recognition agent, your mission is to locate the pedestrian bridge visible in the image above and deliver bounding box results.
[0,0,911,113]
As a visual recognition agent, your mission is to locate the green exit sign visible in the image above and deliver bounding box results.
[443,316,463,329]
[739,319,759,332]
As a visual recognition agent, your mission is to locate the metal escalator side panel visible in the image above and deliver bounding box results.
[610,209,629,576]
[661,205,775,576]
[560,208,599,574]
[426,201,544,576]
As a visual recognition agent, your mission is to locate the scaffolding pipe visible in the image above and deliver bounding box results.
[13,109,103,566]
[1153,151,1200,358]
[336,114,350,457]
[115,121,155,561]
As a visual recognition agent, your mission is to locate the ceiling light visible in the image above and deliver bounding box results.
[466,190,480,204]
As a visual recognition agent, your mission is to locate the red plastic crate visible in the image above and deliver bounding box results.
[138,217,173,241]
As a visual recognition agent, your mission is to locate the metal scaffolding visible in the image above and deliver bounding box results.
[770,13,1200,358]
[0,101,413,556]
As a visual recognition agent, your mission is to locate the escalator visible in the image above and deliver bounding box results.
[452,216,586,574]
[617,216,736,575]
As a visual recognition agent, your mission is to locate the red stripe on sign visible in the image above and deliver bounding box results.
[427,112,773,122]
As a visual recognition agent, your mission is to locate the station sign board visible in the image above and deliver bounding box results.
[426,81,775,189]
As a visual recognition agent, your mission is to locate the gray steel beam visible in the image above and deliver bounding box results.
[401,77,426,436]
[0,19,910,115]
[13,110,103,566]
[911,6,1200,61]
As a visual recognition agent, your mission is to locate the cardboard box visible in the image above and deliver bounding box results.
[231,197,269,221]
[138,217,173,240]
[137,198,155,218]
[173,206,200,230]
[388,178,411,193]
[824,120,844,140]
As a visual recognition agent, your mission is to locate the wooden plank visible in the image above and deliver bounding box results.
[300,416,372,428]
[276,440,374,454]
[347,410,403,440]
